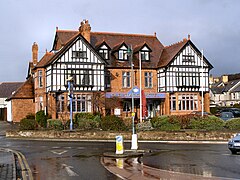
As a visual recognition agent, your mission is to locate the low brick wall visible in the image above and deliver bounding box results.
[6,130,238,141]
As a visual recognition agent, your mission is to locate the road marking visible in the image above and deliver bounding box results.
[50,150,67,155]
[62,163,79,176]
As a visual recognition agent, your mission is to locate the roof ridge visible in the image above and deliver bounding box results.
[56,29,78,33]
[91,31,156,38]
[165,38,188,48]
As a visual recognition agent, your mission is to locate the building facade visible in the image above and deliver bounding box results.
[210,75,240,107]
[7,20,213,122]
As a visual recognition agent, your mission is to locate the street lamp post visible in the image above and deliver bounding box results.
[127,46,138,150]
[67,76,74,131]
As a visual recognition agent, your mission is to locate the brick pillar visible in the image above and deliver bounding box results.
[164,93,170,115]
[204,92,210,113]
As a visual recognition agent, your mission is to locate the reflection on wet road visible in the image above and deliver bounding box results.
[140,143,240,180]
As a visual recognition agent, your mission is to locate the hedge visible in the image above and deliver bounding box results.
[20,118,37,130]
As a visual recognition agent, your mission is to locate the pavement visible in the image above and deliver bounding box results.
[0,121,33,180]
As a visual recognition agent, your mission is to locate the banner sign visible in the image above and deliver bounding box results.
[106,92,166,99]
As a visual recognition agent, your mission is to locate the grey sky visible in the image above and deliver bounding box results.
[0,0,239,82]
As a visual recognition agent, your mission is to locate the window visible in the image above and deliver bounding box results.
[123,101,131,112]
[178,94,198,111]
[57,95,65,112]
[177,71,200,87]
[38,70,43,88]
[144,72,153,88]
[118,46,128,60]
[65,69,93,87]
[82,70,91,85]
[182,54,195,63]
[99,45,109,60]
[141,51,150,61]
[72,94,87,112]
[122,71,131,88]
[170,95,176,111]
[39,96,43,111]
[72,51,87,59]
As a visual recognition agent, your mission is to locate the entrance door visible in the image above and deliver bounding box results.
[148,103,153,118]
[0,108,7,121]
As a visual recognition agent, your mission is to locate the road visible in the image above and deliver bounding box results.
[140,143,240,179]
[1,136,240,179]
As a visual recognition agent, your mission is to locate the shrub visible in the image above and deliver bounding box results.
[25,113,35,119]
[100,115,127,131]
[151,115,181,131]
[20,118,37,130]
[74,113,100,130]
[36,110,47,128]
[225,118,240,130]
[47,119,63,130]
[189,115,225,130]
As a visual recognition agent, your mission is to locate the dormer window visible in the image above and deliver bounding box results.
[139,45,151,61]
[141,51,150,61]
[119,46,128,60]
[98,45,109,60]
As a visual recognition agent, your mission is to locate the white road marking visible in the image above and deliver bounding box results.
[50,150,67,155]
[62,163,79,176]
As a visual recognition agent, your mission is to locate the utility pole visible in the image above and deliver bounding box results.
[127,45,138,150]
[67,76,74,130]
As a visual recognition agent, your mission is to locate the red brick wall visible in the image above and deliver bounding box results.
[11,99,35,122]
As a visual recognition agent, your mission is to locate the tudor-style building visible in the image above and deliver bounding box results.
[6,20,213,122]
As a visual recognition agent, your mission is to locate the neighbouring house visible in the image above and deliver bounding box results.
[8,19,213,122]
[0,82,23,121]
[210,75,240,107]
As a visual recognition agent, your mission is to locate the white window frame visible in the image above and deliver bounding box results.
[38,70,43,88]
[122,71,131,88]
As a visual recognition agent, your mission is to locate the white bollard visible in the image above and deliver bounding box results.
[131,134,138,150]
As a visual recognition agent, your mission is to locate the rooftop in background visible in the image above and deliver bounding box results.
[0,82,24,98]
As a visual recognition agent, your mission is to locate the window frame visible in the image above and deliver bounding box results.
[144,72,153,88]
[118,46,128,60]
[122,71,131,88]
[38,70,43,88]
[72,50,87,59]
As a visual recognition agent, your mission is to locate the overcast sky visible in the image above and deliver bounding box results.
[0,0,239,82]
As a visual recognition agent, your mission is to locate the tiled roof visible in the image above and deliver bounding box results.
[223,79,240,92]
[90,32,164,68]
[7,77,34,100]
[232,84,240,92]
[35,52,55,68]
[48,30,164,69]
[0,82,24,98]
[211,86,225,94]
[158,39,188,68]
[52,30,78,50]
[37,28,212,70]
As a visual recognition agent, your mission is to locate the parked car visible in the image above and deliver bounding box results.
[228,133,240,154]
[220,108,240,118]
[219,111,234,121]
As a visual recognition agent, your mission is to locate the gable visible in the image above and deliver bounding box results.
[168,41,213,69]
[47,34,107,67]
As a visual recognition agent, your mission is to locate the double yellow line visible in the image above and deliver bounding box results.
[0,148,33,180]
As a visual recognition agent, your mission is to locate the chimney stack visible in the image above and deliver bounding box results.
[79,19,91,42]
[32,42,38,65]
[222,75,228,84]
